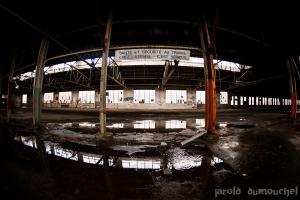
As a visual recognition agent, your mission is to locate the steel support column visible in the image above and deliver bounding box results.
[99,13,113,137]
[287,56,298,121]
[199,15,216,134]
[0,69,2,105]
[33,38,50,128]
[7,55,16,122]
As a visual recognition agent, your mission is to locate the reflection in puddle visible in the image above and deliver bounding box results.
[61,123,72,128]
[78,122,96,127]
[122,159,161,169]
[165,120,186,129]
[219,122,228,127]
[53,146,78,161]
[16,135,162,169]
[47,118,219,131]
[168,147,202,170]
[20,136,36,148]
[133,120,155,129]
[211,156,224,165]
[111,145,157,155]
[82,154,101,164]
[107,123,124,128]
[14,135,224,171]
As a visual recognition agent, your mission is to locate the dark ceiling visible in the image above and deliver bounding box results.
[0,0,299,96]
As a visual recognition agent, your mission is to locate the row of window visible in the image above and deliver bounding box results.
[230,96,296,106]
[21,91,300,106]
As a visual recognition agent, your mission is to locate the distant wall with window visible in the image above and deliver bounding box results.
[38,89,298,110]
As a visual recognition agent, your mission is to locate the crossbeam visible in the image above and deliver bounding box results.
[161,60,179,88]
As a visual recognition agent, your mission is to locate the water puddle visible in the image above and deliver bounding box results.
[43,118,237,147]
[7,122,245,200]
[47,119,209,132]
[14,134,226,171]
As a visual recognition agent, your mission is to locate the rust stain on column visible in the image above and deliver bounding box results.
[199,13,217,134]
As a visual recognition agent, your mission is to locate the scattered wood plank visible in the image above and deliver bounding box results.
[181,131,206,146]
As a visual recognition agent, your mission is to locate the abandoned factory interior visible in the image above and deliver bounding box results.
[0,1,300,200]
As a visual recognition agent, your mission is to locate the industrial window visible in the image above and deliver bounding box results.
[220,92,228,104]
[165,120,186,129]
[166,90,187,104]
[196,118,205,128]
[59,91,72,103]
[268,98,272,105]
[263,97,267,105]
[249,97,255,105]
[276,98,280,105]
[106,90,123,103]
[133,90,155,103]
[256,97,262,105]
[44,92,54,103]
[196,91,205,104]
[79,91,95,103]
[22,94,27,104]
[230,96,238,105]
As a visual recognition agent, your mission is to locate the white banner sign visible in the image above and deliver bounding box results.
[115,49,190,61]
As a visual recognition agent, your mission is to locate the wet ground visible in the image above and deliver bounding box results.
[0,110,300,199]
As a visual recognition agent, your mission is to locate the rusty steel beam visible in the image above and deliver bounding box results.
[199,14,216,134]
[287,56,298,121]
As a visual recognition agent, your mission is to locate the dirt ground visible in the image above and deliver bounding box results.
[0,109,300,200]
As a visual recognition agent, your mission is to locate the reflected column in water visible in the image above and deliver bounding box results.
[96,139,115,200]
[34,128,57,199]
[159,144,171,174]
[103,150,114,200]
[199,156,214,199]
[34,130,52,175]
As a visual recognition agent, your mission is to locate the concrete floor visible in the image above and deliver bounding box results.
[0,109,300,199]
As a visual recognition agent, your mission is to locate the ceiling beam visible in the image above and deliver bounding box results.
[161,60,179,88]
[108,57,126,88]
